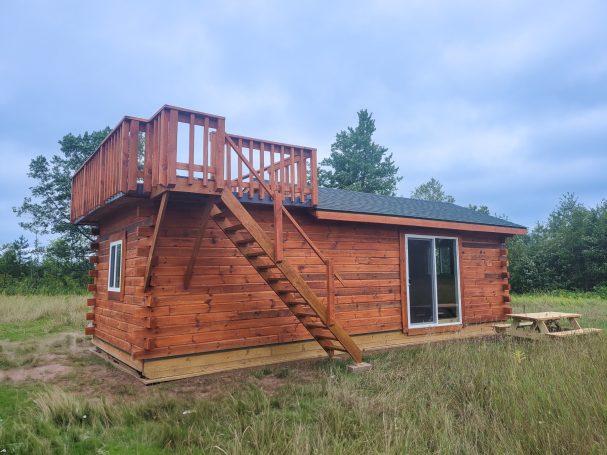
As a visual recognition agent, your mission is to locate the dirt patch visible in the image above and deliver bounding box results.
[0,363,71,382]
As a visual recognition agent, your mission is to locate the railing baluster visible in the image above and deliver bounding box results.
[121,122,129,192]
[274,192,283,262]
[144,122,152,193]
[269,144,275,193]
[311,148,318,206]
[259,142,265,200]
[159,110,167,187]
[290,147,295,202]
[299,148,305,203]
[237,137,243,197]
[248,140,254,199]
[188,114,195,185]
[215,118,225,189]
[226,135,232,191]
[128,120,139,192]
[280,145,285,195]
[167,108,178,188]
[203,116,209,187]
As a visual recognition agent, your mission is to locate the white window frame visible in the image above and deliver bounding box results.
[107,240,123,293]
[405,234,462,329]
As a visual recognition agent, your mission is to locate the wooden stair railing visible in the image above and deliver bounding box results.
[208,136,363,363]
[212,190,363,363]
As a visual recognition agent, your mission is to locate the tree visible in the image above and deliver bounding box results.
[507,193,607,293]
[14,128,110,265]
[467,204,490,215]
[0,236,31,278]
[410,178,455,203]
[318,110,401,196]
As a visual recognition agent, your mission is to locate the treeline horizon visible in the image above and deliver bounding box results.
[1,113,605,296]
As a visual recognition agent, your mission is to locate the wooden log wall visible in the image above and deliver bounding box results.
[88,198,511,363]
[87,205,155,358]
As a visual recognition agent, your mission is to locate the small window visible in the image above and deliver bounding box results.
[108,240,122,292]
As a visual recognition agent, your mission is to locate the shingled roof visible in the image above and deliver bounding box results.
[316,187,525,229]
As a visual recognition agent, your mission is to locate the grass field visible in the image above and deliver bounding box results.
[0,293,606,454]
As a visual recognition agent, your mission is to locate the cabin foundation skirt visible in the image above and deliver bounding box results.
[93,324,494,384]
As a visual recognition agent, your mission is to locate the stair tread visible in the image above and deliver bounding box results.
[236,237,256,246]
[216,191,362,364]
[304,322,326,329]
[256,264,278,270]
[244,251,267,258]
[319,341,347,352]
[224,223,245,233]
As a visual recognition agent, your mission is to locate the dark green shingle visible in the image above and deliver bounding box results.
[316,188,525,229]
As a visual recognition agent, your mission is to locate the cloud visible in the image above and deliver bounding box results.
[0,0,606,242]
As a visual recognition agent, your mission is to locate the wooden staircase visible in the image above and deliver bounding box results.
[211,189,363,363]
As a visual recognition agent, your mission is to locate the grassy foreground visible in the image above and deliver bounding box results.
[0,293,606,454]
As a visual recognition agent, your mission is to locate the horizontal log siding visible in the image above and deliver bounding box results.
[132,201,398,359]
[459,236,510,323]
[88,198,510,361]
[129,200,510,360]
[91,205,153,358]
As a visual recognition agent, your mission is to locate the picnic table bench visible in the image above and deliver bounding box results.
[493,312,601,338]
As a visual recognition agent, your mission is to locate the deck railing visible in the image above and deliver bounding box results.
[224,134,318,205]
[70,117,144,222]
[70,105,319,222]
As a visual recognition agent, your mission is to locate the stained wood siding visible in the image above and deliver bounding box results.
[90,206,152,355]
[90,198,511,361]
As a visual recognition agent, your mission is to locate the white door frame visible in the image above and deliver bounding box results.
[405,234,462,329]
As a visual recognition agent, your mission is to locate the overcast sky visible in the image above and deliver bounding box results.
[1,0,606,244]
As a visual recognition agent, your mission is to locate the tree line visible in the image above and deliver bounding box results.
[2,109,604,295]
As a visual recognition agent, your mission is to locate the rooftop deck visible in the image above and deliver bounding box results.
[71,105,318,223]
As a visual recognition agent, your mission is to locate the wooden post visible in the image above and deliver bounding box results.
[188,113,195,185]
[299,148,305,203]
[310,148,318,206]
[327,258,335,326]
[248,140,254,199]
[259,142,265,200]
[290,147,295,202]
[167,109,178,188]
[269,143,275,193]
[274,192,283,262]
[143,121,152,193]
[215,117,225,189]
[203,117,209,187]
[128,119,139,192]
[144,192,169,290]
[237,138,243,197]
[120,122,129,192]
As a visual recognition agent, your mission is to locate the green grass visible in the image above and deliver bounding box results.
[0,293,606,454]
[512,291,607,330]
[0,295,86,341]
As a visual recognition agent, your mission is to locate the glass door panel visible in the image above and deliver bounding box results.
[435,238,459,324]
[407,238,435,324]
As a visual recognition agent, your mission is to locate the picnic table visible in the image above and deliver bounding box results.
[504,312,601,337]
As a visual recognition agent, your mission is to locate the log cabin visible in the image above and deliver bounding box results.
[71,105,527,382]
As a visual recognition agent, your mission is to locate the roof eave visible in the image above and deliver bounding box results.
[312,209,528,235]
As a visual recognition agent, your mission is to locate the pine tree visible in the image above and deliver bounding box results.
[410,178,455,203]
[318,110,401,196]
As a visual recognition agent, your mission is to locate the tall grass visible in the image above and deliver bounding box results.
[1,335,606,454]
[0,295,86,341]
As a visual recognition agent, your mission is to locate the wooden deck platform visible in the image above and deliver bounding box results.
[133,324,495,383]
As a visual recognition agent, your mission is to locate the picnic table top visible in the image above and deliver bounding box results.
[506,312,581,321]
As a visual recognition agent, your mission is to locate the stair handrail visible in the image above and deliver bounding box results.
[224,136,344,320]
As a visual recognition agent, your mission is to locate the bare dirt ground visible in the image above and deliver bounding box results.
[0,332,324,401]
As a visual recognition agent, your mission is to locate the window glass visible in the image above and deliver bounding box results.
[108,240,122,292]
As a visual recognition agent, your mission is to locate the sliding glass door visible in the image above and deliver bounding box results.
[406,235,461,327]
